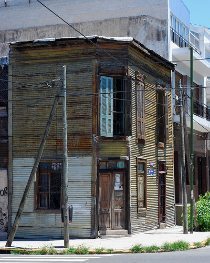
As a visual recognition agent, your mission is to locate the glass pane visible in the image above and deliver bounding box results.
[138,162,145,173]
[50,172,61,192]
[39,173,49,192]
[99,161,107,169]
[39,193,48,208]
[50,193,60,209]
[117,161,125,169]
[108,160,117,169]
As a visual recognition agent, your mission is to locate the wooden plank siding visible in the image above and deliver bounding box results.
[9,37,175,238]
[128,46,175,232]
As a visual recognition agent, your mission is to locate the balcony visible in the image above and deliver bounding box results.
[170,27,201,54]
[170,27,189,48]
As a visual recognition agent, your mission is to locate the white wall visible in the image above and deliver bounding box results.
[0,0,168,30]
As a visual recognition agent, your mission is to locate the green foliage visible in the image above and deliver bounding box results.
[130,244,144,253]
[193,242,203,248]
[188,192,210,231]
[142,245,160,253]
[106,248,114,254]
[38,246,57,255]
[74,245,89,255]
[94,247,105,254]
[65,247,76,254]
[162,241,189,252]
[196,192,210,231]
[205,238,210,246]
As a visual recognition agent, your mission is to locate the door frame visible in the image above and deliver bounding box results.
[97,159,128,233]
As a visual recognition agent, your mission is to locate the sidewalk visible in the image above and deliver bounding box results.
[0,226,210,251]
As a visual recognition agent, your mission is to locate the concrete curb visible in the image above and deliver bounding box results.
[0,238,209,254]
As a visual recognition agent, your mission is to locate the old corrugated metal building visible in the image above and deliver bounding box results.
[0,58,8,241]
[8,36,175,238]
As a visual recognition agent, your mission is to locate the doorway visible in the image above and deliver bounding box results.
[158,161,166,224]
[98,172,126,231]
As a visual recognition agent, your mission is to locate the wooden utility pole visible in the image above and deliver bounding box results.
[62,65,69,248]
[190,46,194,234]
[179,80,188,234]
[6,89,61,247]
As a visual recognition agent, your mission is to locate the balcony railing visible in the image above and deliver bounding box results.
[170,27,201,54]
[194,101,205,118]
[170,27,189,48]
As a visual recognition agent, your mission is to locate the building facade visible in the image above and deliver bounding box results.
[8,37,175,238]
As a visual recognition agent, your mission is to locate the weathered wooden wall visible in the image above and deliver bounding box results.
[10,42,96,238]
[9,38,175,238]
[128,46,175,232]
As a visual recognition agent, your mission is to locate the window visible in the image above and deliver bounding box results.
[137,159,147,211]
[100,76,131,137]
[36,162,62,210]
[157,87,168,145]
[136,72,145,142]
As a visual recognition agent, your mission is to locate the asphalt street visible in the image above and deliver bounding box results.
[0,246,210,263]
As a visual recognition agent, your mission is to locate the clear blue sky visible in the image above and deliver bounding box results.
[182,0,210,28]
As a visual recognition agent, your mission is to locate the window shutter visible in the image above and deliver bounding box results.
[136,72,145,142]
[100,76,113,137]
[165,92,169,142]
[137,174,145,209]
[123,77,132,136]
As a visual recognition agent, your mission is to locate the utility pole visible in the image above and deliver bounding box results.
[62,65,69,248]
[179,80,188,234]
[190,46,194,234]
[6,88,60,247]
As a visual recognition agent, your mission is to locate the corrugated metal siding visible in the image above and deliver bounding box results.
[68,157,92,238]
[12,157,93,239]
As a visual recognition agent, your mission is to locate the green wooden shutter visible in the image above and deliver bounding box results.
[100,76,113,137]
[136,72,145,142]
[123,77,132,136]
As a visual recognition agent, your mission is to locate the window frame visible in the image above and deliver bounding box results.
[136,158,147,213]
[99,75,131,137]
[156,86,169,146]
[35,161,62,211]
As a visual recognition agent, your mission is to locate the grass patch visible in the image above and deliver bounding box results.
[130,244,144,253]
[162,241,189,252]
[94,247,105,254]
[106,248,114,254]
[142,245,160,253]
[193,242,203,248]
[74,245,89,255]
[65,247,76,254]
[205,238,210,246]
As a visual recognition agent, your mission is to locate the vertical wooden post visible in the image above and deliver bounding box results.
[62,65,69,248]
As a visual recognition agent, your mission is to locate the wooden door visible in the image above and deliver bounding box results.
[159,172,166,223]
[99,173,112,230]
[99,172,125,230]
[112,172,125,229]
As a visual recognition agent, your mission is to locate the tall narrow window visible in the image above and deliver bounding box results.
[136,72,145,142]
[100,76,131,137]
[36,162,62,210]
[137,159,147,211]
[157,87,168,144]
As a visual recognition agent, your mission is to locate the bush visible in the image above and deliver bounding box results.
[196,192,210,231]
[189,192,210,231]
